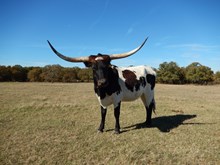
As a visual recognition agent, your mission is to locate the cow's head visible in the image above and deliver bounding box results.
[47,38,148,88]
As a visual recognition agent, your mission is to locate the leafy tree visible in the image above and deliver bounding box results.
[157,62,186,84]
[28,67,42,82]
[62,68,78,82]
[40,65,64,82]
[77,68,93,82]
[214,71,220,84]
[11,65,27,82]
[185,62,214,84]
[0,66,12,81]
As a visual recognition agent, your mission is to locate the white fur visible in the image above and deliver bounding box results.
[95,57,104,61]
[96,65,156,109]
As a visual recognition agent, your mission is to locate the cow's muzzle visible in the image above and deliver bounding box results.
[97,79,108,88]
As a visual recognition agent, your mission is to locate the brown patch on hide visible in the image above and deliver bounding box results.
[122,70,139,92]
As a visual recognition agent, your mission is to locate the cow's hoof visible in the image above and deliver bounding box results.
[114,130,120,134]
[97,129,104,133]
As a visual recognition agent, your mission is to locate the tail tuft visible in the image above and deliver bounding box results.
[152,98,156,115]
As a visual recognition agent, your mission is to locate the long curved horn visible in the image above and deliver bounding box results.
[110,37,148,60]
[47,40,89,62]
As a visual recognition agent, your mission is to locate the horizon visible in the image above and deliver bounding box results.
[0,60,218,74]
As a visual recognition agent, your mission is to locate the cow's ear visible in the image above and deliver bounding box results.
[84,62,93,67]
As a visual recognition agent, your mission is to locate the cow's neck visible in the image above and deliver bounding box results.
[94,66,121,100]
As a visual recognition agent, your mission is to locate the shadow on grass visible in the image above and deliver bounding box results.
[122,114,204,133]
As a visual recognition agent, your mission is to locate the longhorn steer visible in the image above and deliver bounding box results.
[47,38,156,134]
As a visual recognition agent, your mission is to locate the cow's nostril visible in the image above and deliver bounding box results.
[98,79,106,86]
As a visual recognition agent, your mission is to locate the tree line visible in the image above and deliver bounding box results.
[0,62,220,84]
[157,62,220,85]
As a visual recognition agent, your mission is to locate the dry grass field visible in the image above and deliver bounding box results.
[0,83,220,164]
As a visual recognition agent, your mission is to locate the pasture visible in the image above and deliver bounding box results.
[0,83,220,164]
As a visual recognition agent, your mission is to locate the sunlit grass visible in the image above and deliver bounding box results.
[0,83,220,164]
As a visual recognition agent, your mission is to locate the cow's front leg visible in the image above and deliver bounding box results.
[98,106,107,132]
[114,102,121,134]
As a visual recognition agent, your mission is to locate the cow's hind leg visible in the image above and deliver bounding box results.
[141,94,155,127]
[114,102,121,134]
[145,100,155,127]
[98,106,107,132]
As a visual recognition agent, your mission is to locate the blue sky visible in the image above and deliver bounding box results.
[1,0,220,72]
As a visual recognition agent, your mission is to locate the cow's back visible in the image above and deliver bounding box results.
[117,66,156,101]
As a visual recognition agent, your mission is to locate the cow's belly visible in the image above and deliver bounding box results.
[122,90,143,102]
[97,94,113,108]
[96,93,122,108]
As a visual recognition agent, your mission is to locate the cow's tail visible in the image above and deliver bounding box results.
[152,98,156,115]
